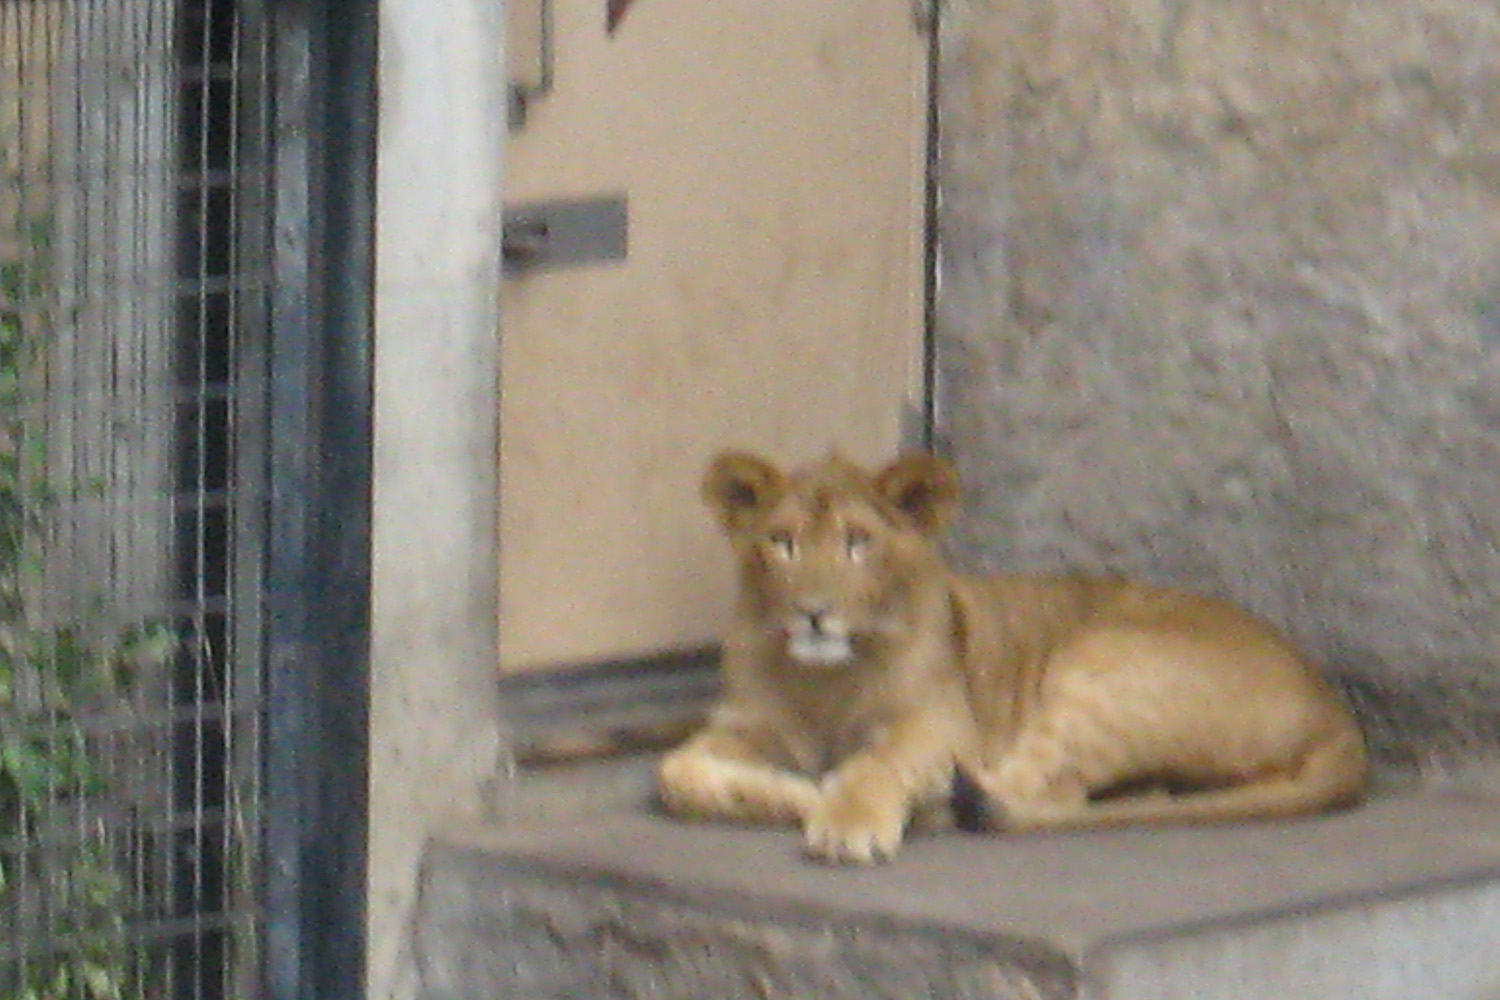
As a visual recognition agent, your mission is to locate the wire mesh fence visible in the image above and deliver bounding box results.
[1,0,269,997]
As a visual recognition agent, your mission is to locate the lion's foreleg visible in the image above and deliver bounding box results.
[657,729,820,828]
[804,715,957,865]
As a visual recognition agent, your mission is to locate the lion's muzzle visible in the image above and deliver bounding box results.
[785,607,854,665]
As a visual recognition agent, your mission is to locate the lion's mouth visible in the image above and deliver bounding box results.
[785,616,854,665]
[787,634,852,665]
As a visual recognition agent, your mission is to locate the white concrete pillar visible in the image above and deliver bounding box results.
[367,1,509,997]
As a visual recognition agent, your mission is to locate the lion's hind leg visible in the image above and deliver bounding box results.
[967,712,1366,833]
[965,701,1152,831]
[967,734,1097,831]
[657,730,820,828]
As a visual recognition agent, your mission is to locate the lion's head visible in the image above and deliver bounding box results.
[702,450,960,666]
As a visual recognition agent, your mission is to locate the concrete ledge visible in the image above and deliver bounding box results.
[411,789,1500,999]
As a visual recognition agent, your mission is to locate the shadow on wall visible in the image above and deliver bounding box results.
[936,0,1500,772]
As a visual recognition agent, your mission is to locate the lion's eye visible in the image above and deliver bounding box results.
[844,528,872,561]
[767,531,797,560]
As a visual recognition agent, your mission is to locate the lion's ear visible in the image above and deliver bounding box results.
[702,450,785,532]
[874,453,959,533]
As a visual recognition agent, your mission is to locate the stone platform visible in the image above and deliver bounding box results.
[410,767,1500,1000]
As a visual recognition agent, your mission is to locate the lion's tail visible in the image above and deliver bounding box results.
[972,727,1368,833]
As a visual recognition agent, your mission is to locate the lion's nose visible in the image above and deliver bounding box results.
[795,603,831,633]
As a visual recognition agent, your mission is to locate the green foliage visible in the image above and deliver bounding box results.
[0,222,174,1000]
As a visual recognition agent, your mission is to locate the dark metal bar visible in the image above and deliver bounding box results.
[2,910,259,966]
[261,0,377,998]
[919,1,942,454]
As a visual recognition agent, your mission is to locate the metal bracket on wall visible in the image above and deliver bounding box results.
[502,194,629,273]
[508,0,552,130]
[911,0,939,34]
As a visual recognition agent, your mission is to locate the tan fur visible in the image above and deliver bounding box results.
[657,451,1368,864]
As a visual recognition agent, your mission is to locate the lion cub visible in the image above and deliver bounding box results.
[657,450,1367,864]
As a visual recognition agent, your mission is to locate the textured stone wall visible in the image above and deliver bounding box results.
[413,844,1076,1000]
[936,0,1500,769]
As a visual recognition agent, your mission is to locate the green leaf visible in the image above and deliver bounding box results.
[0,260,22,301]
[81,963,123,1000]
[117,624,177,670]
[22,435,50,484]
[0,734,55,800]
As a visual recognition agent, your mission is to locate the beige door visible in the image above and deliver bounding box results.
[500,0,931,672]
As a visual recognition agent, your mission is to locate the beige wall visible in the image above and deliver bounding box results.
[936,0,1500,771]
[497,0,929,673]
[366,0,509,996]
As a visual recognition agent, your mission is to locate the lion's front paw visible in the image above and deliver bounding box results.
[803,773,909,865]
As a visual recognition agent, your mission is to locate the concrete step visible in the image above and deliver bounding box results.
[411,774,1500,1000]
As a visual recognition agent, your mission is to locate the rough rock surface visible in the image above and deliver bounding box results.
[412,793,1500,1000]
[413,843,1073,1000]
[936,0,1500,769]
